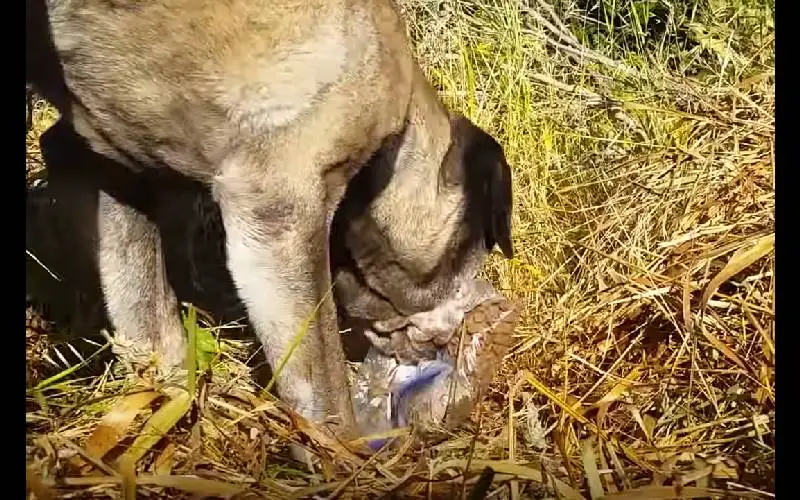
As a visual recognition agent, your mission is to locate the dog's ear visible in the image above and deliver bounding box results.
[487,147,514,259]
[442,115,514,259]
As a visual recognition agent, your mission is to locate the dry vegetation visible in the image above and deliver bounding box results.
[26,0,774,498]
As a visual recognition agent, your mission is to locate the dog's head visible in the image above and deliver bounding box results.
[331,101,513,322]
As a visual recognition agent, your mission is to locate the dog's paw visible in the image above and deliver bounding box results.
[107,332,188,387]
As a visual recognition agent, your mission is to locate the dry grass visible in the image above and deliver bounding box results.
[26,0,774,498]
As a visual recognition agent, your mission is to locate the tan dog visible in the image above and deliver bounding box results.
[26,0,513,438]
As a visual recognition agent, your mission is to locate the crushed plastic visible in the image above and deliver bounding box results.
[351,346,474,448]
[349,279,512,447]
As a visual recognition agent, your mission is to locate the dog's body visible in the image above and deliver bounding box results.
[26,0,513,438]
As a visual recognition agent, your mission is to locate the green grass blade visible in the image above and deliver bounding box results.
[262,286,333,396]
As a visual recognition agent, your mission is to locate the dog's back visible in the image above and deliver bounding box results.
[27,0,414,184]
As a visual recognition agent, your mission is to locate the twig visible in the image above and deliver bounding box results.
[522,7,641,78]
[325,440,392,500]
[26,249,62,282]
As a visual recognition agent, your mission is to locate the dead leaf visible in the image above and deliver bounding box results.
[701,233,774,309]
[642,415,656,443]
[629,407,651,442]
[26,466,54,500]
[592,368,641,408]
[286,407,364,467]
[597,438,617,494]
[711,461,739,480]
[756,365,774,405]
[432,459,583,500]
[682,271,693,334]
[523,371,591,427]
[144,475,246,498]
[553,427,577,488]
[616,439,661,474]
[699,319,749,373]
[598,485,757,499]
[153,442,177,475]
[116,388,192,468]
[34,474,249,499]
[581,437,605,499]
[605,442,631,490]
[677,460,712,487]
[119,456,137,500]
[85,391,161,460]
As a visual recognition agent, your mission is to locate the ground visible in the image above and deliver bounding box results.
[26,0,774,498]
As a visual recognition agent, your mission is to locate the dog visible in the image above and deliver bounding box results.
[26,0,513,439]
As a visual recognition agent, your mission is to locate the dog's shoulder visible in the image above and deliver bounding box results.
[36,0,416,181]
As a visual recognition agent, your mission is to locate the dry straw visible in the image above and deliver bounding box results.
[26,0,774,497]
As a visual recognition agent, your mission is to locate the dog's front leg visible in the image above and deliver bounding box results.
[40,120,187,376]
[213,166,357,436]
[97,191,188,373]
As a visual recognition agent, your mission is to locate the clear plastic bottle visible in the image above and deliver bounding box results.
[351,347,475,448]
